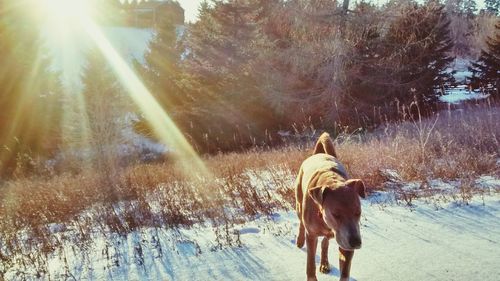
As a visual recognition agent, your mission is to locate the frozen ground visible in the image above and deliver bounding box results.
[6,177,500,281]
[439,85,489,104]
[439,59,490,104]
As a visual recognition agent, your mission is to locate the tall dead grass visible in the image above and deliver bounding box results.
[339,101,499,187]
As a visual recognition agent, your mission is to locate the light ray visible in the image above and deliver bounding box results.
[77,18,210,178]
[14,0,210,179]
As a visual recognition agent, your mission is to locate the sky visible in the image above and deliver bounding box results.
[177,0,204,23]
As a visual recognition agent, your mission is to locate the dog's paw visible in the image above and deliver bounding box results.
[319,263,331,274]
[306,277,318,281]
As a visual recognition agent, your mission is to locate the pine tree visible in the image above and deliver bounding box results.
[461,0,477,18]
[133,12,185,142]
[351,1,454,113]
[445,0,476,17]
[135,15,182,109]
[0,0,62,176]
[484,0,500,15]
[397,1,454,100]
[179,0,280,151]
[247,0,343,126]
[468,20,500,95]
[134,3,190,144]
[445,0,477,56]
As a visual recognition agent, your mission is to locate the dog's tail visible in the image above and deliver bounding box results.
[313,132,337,157]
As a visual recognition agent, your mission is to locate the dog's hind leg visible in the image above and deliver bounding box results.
[295,168,305,248]
[319,234,333,273]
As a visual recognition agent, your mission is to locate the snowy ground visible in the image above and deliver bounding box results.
[439,85,489,104]
[6,177,500,281]
[439,58,490,104]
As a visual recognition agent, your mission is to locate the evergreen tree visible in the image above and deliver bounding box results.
[393,1,454,102]
[178,0,280,151]
[445,0,476,17]
[468,20,500,95]
[133,12,186,143]
[484,0,500,15]
[251,0,344,125]
[0,0,62,177]
[461,0,477,18]
[349,0,454,117]
[135,15,182,109]
[445,0,477,55]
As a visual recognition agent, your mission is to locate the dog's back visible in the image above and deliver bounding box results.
[313,132,337,157]
[300,132,345,198]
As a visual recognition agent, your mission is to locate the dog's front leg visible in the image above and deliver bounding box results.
[306,234,318,281]
[339,247,354,281]
[319,236,331,273]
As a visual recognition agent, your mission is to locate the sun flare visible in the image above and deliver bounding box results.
[32,0,94,26]
[25,0,211,178]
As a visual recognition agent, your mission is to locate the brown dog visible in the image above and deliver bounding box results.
[295,132,365,281]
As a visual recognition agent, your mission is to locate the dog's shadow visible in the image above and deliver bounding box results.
[290,238,358,281]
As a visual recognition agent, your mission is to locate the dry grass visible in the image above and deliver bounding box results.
[0,100,499,278]
[339,102,499,188]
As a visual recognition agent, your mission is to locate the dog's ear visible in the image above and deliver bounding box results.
[346,179,366,198]
[308,186,328,205]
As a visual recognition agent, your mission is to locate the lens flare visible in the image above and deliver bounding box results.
[81,18,210,177]
[31,0,211,178]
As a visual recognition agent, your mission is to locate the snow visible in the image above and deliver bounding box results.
[439,58,490,104]
[379,169,403,182]
[439,86,490,104]
[475,176,500,191]
[6,188,500,280]
[448,58,473,83]
[380,170,459,196]
[121,113,168,159]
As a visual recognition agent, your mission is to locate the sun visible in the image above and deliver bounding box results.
[28,0,95,45]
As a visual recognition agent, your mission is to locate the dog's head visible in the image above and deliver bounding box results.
[309,179,365,250]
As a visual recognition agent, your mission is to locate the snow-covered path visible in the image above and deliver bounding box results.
[351,195,500,281]
[22,193,500,281]
[168,195,500,281]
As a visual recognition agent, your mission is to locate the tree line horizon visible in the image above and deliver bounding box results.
[0,0,498,177]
